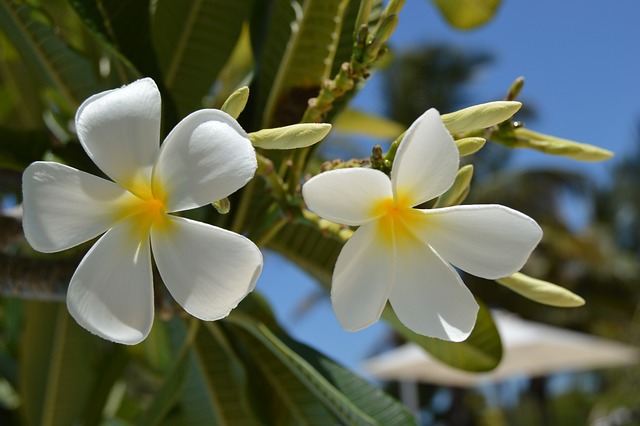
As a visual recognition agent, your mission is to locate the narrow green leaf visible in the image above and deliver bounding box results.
[136,319,198,426]
[431,0,501,30]
[19,301,107,426]
[0,34,45,129]
[152,0,254,117]
[0,1,102,108]
[329,0,383,77]
[68,0,157,80]
[281,335,417,425]
[496,272,585,307]
[382,300,503,372]
[227,312,383,425]
[333,109,406,139]
[251,0,350,127]
[231,324,339,425]
[167,320,258,425]
[229,297,416,424]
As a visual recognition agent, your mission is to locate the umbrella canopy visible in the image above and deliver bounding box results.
[363,311,640,387]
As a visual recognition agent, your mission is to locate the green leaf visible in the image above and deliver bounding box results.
[0,0,102,109]
[19,301,111,426]
[329,0,383,77]
[152,0,255,117]
[431,0,501,30]
[228,310,415,425]
[382,300,503,372]
[231,324,339,425]
[0,34,45,129]
[333,109,406,140]
[68,0,157,81]
[136,318,198,426]
[165,320,259,425]
[282,336,417,425]
[250,0,350,127]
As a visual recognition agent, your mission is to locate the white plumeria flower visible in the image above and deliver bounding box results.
[302,108,542,342]
[22,78,263,345]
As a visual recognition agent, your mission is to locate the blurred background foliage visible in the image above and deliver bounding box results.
[0,0,636,424]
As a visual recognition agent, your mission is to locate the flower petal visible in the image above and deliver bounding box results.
[414,205,543,279]
[151,216,263,320]
[153,110,257,212]
[391,108,459,206]
[331,223,394,331]
[75,78,161,191]
[22,161,133,253]
[302,168,392,226]
[67,221,154,345]
[389,240,478,342]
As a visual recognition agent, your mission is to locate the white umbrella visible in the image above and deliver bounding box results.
[363,311,640,388]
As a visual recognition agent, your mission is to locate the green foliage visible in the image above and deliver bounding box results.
[152,0,254,117]
[0,0,621,424]
[19,301,123,426]
[249,0,351,127]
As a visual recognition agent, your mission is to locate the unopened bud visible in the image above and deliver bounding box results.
[455,137,486,157]
[433,165,473,208]
[442,101,522,134]
[496,272,585,307]
[221,86,250,119]
[249,123,332,150]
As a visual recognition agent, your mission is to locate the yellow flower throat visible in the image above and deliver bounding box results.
[114,181,172,239]
[372,196,421,246]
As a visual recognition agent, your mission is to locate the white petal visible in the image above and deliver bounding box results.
[331,223,394,331]
[153,110,257,212]
[391,108,459,206]
[22,161,133,253]
[389,240,478,342]
[414,205,543,279]
[75,78,161,191]
[302,168,392,226]
[67,221,154,345]
[151,216,263,320]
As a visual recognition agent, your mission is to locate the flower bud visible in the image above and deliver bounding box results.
[221,86,249,119]
[496,272,585,307]
[512,128,613,162]
[249,123,331,150]
[442,101,522,134]
[455,137,486,157]
[433,165,473,208]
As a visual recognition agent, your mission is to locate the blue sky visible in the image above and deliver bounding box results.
[259,1,640,374]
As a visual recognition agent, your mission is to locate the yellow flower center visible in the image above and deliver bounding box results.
[114,181,172,240]
[372,196,421,247]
